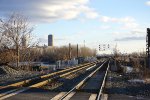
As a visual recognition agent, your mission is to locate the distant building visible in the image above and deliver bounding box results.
[48,34,53,46]
[22,35,27,47]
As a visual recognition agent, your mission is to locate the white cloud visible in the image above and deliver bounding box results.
[112,28,146,37]
[115,36,145,41]
[146,1,150,6]
[0,0,99,23]
[131,28,146,35]
[100,16,139,30]
[80,6,99,19]
[100,16,111,22]
[117,42,146,53]
[99,25,110,30]
[112,32,121,35]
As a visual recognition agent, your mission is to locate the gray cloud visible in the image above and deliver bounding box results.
[114,36,145,41]
[0,0,98,23]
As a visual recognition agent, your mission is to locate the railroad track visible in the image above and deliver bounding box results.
[0,61,98,88]
[0,61,100,100]
[50,60,110,100]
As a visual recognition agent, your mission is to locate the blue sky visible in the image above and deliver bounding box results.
[0,0,150,53]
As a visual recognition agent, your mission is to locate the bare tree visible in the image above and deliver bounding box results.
[0,13,34,68]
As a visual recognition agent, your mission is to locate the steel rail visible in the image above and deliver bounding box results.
[96,60,110,100]
[30,62,96,88]
[0,61,98,100]
[0,61,98,90]
[58,60,107,100]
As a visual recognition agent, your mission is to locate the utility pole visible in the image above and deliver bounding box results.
[83,40,85,57]
[84,40,85,48]
[69,43,71,60]
[146,28,150,68]
[15,20,19,68]
[77,44,79,58]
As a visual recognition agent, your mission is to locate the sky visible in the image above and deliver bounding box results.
[0,0,150,54]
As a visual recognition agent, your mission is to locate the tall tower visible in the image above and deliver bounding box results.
[48,34,53,46]
[146,28,150,68]
[22,35,27,47]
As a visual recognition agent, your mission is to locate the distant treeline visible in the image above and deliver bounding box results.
[0,45,96,64]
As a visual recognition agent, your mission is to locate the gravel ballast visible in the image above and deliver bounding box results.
[104,71,150,99]
[0,66,41,86]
